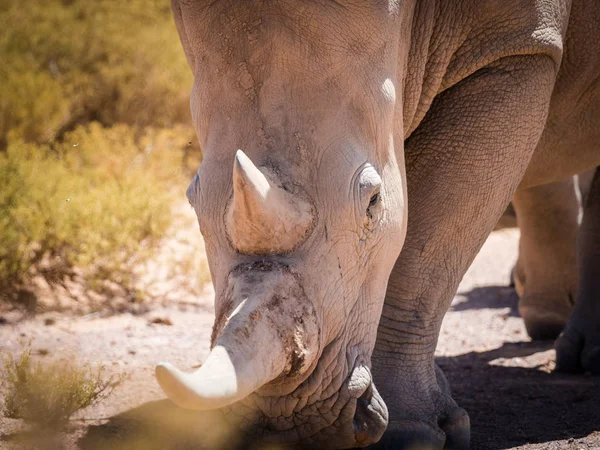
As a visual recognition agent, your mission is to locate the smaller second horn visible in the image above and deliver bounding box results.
[226,150,313,254]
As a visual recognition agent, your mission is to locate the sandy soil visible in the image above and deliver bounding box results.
[1,226,599,449]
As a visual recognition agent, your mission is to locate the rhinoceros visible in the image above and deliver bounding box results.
[155,0,600,448]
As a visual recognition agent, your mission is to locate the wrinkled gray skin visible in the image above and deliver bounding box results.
[165,0,600,448]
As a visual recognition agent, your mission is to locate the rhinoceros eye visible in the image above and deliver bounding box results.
[354,163,382,225]
[368,192,380,208]
[366,191,380,219]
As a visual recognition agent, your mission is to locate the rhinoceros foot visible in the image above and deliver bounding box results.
[556,305,600,375]
[363,365,469,450]
[364,408,470,450]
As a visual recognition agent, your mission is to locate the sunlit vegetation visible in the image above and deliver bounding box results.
[0,0,193,146]
[0,124,194,290]
[0,0,206,299]
[1,344,125,428]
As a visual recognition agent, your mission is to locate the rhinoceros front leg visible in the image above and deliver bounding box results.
[368,55,558,450]
[556,168,600,374]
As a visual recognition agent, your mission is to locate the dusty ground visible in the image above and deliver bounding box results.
[1,224,599,449]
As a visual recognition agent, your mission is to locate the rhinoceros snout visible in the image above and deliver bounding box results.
[157,261,321,410]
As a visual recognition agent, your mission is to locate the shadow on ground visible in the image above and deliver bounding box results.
[77,400,258,450]
[445,283,600,448]
[70,342,600,450]
[451,284,520,317]
[439,342,600,450]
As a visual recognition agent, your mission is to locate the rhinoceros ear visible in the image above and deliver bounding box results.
[226,150,314,255]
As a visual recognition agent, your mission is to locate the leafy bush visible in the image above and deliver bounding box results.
[1,344,124,428]
[0,123,194,291]
[0,1,208,300]
[0,0,193,146]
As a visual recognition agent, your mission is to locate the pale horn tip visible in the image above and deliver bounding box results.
[155,362,191,408]
[155,361,175,380]
[155,357,245,411]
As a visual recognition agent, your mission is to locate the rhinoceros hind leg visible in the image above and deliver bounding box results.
[556,168,600,374]
[512,178,580,340]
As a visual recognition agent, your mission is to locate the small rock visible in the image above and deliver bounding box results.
[44,317,56,326]
[150,317,173,326]
[38,348,49,356]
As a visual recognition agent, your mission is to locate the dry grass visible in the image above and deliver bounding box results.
[0,0,193,146]
[0,344,125,429]
[0,124,196,294]
[0,0,210,304]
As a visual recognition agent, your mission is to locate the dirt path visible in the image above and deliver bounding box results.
[1,228,599,449]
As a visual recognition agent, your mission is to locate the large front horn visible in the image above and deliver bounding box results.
[156,266,320,411]
[156,296,288,410]
[226,150,313,255]
[156,339,287,411]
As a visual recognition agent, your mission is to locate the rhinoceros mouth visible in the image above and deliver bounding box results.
[223,343,389,448]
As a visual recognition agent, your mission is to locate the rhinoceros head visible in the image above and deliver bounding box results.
[157,1,409,447]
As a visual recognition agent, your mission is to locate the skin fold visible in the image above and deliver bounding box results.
[161,0,600,448]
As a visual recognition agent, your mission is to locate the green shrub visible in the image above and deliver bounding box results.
[0,0,193,146]
[0,122,193,290]
[1,344,125,428]
[0,1,207,299]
